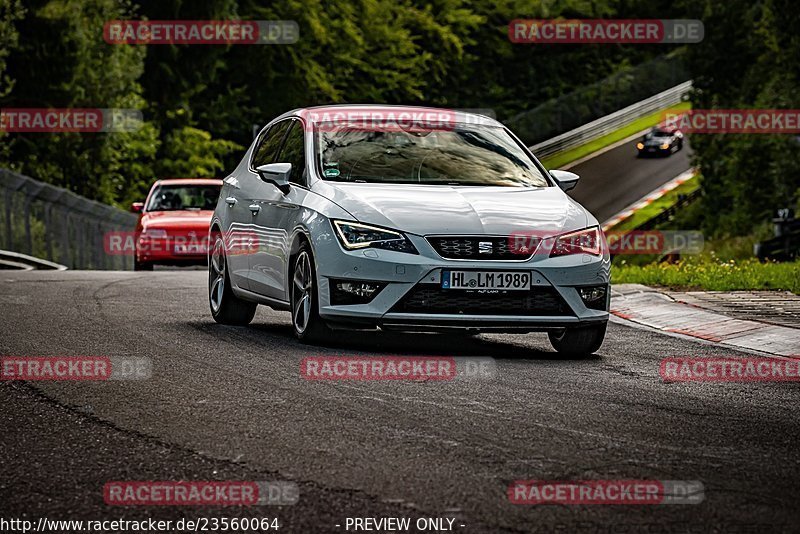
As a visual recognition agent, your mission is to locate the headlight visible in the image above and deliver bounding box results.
[550,227,602,257]
[332,220,418,254]
[660,143,670,150]
[636,142,644,150]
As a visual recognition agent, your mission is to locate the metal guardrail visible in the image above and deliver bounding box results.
[0,250,67,270]
[508,51,690,146]
[530,81,692,159]
[0,169,137,270]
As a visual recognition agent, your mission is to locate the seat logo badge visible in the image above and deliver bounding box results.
[478,241,493,254]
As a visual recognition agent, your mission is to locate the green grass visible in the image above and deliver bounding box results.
[608,174,699,232]
[540,101,692,170]
[613,257,800,294]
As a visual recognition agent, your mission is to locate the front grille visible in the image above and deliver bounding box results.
[390,285,571,316]
[427,236,538,261]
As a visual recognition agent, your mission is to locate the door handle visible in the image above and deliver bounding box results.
[225,197,237,206]
[248,204,261,215]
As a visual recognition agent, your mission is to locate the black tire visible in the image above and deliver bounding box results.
[548,323,607,356]
[291,242,332,343]
[134,259,153,271]
[208,233,257,325]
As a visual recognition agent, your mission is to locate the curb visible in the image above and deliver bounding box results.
[602,169,696,231]
[611,284,800,357]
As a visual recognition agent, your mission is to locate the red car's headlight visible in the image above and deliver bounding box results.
[550,227,602,257]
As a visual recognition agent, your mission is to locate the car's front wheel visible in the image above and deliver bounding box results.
[208,234,257,325]
[548,323,607,356]
[291,243,332,343]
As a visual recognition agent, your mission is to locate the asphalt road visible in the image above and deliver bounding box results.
[567,139,693,223]
[2,270,799,533]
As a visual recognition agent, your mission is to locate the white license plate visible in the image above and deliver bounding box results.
[442,270,531,291]
[174,243,207,254]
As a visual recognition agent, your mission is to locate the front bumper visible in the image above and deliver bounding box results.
[135,234,210,264]
[638,146,672,156]
[313,232,610,333]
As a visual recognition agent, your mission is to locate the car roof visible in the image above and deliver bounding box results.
[653,125,678,134]
[153,178,223,186]
[270,104,503,128]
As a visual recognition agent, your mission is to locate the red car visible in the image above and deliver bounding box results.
[131,178,222,271]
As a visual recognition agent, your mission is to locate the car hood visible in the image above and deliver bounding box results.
[140,210,214,230]
[319,183,590,236]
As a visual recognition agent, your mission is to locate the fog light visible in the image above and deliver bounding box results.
[341,282,380,297]
[330,280,386,305]
[578,285,607,310]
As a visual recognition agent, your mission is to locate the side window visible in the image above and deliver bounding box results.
[277,120,307,186]
[251,120,292,169]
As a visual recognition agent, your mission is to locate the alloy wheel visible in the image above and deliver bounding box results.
[209,237,226,314]
[292,251,313,334]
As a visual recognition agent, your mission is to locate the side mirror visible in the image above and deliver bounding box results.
[256,163,292,194]
[130,201,144,213]
[550,170,580,192]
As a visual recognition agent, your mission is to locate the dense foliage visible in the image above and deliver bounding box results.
[681,0,800,237]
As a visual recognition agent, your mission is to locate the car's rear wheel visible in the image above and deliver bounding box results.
[291,243,332,343]
[548,323,607,356]
[209,234,257,325]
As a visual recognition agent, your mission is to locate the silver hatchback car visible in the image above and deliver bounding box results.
[209,106,610,355]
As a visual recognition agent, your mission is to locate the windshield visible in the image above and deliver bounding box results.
[146,184,221,211]
[315,123,549,187]
[646,129,671,139]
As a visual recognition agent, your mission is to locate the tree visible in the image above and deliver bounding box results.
[681,0,800,236]
[0,0,25,161]
[2,0,159,206]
